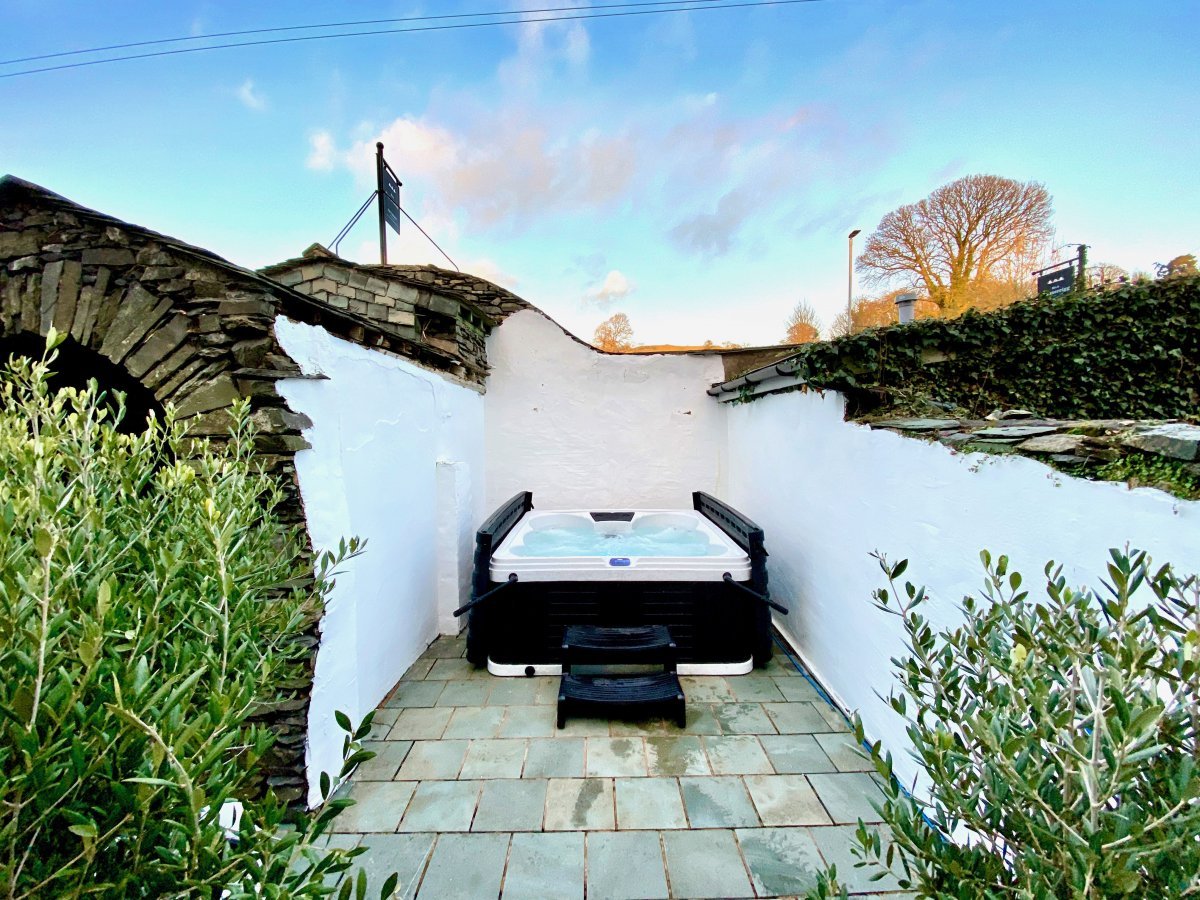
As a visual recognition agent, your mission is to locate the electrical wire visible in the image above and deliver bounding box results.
[0,0,825,79]
[0,0,729,66]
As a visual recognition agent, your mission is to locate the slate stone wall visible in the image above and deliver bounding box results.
[868,411,1200,497]
[0,187,318,802]
[261,252,520,384]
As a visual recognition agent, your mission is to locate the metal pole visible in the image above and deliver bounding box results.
[847,229,860,332]
[376,142,388,265]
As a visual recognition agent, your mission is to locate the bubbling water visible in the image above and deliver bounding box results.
[513,524,717,557]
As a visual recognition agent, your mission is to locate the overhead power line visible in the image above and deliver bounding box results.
[0,0,825,79]
[0,0,729,65]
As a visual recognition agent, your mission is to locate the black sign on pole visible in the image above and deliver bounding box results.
[375,142,404,264]
[381,168,402,235]
[1037,264,1075,297]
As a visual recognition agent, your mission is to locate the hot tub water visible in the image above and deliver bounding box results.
[513,523,717,558]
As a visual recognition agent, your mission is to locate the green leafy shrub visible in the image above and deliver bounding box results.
[0,335,382,897]
[813,548,1200,898]
[779,275,1200,419]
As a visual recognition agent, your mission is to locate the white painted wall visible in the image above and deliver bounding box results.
[725,387,1200,792]
[274,318,484,805]
[484,310,728,510]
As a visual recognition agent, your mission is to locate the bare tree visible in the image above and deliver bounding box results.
[593,312,634,352]
[856,174,1054,316]
[783,300,821,344]
[1087,262,1129,288]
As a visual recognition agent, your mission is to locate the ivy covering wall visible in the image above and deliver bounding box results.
[786,277,1199,420]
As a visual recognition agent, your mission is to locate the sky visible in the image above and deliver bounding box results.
[2,0,1198,347]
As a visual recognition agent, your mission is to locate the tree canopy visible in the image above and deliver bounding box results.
[593,312,634,351]
[783,300,821,344]
[856,174,1054,316]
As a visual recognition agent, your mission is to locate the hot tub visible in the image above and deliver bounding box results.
[458,492,778,676]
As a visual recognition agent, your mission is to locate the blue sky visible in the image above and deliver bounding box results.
[3,0,1197,346]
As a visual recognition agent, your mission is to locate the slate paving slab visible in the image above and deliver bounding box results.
[354,833,435,898]
[645,736,711,776]
[662,829,755,899]
[435,679,492,707]
[522,737,585,778]
[678,776,760,828]
[330,781,415,833]
[736,827,827,897]
[744,774,832,825]
[615,777,688,829]
[398,780,480,832]
[728,675,786,703]
[472,778,547,831]
[586,737,649,777]
[499,704,557,738]
[808,773,887,824]
[425,658,475,680]
[388,707,452,740]
[395,739,467,780]
[442,706,506,739]
[816,704,852,732]
[486,678,540,705]
[702,736,773,775]
[544,778,615,830]
[679,675,737,702]
[383,680,444,708]
[502,832,585,900]
[354,740,412,781]
[712,703,777,734]
[758,734,837,774]
[460,738,527,779]
[586,831,670,900]
[764,701,836,734]
[807,824,904,893]
[416,832,509,899]
[772,677,820,702]
[814,733,872,772]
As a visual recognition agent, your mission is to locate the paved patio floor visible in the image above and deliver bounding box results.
[330,632,913,899]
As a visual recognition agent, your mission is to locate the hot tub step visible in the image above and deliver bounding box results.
[557,673,686,728]
[562,624,677,667]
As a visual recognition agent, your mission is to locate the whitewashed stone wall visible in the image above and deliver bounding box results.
[484,310,728,510]
[274,317,484,805]
[724,387,1200,793]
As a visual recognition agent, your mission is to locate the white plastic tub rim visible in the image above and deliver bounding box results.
[489,508,752,582]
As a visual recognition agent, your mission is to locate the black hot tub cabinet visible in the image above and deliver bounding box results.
[458,492,781,674]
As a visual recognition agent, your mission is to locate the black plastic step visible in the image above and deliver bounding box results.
[557,673,686,728]
[562,625,676,666]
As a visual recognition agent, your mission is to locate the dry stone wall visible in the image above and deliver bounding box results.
[261,250,524,384]
[868,411,1200,498]
[0,177,321,802]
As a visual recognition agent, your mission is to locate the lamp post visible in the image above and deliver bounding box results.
[847,229,861,333]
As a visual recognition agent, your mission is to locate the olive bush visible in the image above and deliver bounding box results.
[813,548,1200,898]
[0,333,384,898]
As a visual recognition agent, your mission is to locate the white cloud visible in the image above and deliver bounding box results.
[308,93,894,256]
[306,130,337,171]
[236,78,266,111]
[584,269,635,306]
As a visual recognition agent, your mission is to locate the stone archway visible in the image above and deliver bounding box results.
[0,176,316,801]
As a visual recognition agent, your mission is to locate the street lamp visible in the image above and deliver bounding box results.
[847,229,861,332]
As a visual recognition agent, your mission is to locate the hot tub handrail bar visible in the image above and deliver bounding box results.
[722,572,788,615]
[453,573,519,618]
